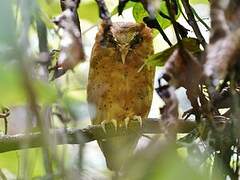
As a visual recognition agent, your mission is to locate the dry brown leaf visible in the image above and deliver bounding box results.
[164,48,202,93]
[225,0,240,31]
[204,31,240,84]
[159,86,179,127]
[156,85,178,139]
[53,9,85,74]
[204,0,240,84]
[160,48,203,121]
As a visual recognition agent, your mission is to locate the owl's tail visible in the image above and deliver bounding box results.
[98,134,140,171]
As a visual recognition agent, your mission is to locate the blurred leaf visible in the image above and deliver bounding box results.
[37,0,99,24]
[0,149,44,178]
[0,151,18,175]
[122,144,208,180]
[146,38,201,67]
[0,65,57,106]
[147,154,206,180]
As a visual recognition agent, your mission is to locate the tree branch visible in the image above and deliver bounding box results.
[0,118,196,153]
[181,0,207,48]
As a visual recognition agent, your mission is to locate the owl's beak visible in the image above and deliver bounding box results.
[119,45,129,64]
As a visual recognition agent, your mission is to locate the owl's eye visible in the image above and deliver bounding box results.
[130,34,143,48]
[100,34,117,48]
[108,36,117,46]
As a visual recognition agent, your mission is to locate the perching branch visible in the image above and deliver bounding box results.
[0,118,196,153]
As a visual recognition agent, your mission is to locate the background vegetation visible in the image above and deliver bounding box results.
[0,0,239,180]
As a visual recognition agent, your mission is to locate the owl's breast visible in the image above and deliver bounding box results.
[87,45,155,122]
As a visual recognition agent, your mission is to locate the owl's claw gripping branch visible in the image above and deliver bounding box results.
[101,120,107,134]
[124,117,130,129]
[133,115,143,128]
[101,119,118,133]
[124,116,143,129]
[111,119,118,131]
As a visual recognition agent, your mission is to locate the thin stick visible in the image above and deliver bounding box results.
[181,0,207,48]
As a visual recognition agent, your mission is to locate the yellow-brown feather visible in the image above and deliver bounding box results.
[87,22,155,170]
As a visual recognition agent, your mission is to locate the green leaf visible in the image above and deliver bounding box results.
[0,149,44,178]
[155,1,171,29]
[132,3,158,37]
[37,0,99,24]
[156,0,181,29]
[146,38,201,67]
[132,1,181,37]
[0,151,18,175]
[132,3,148,23]
[190,0,209,4]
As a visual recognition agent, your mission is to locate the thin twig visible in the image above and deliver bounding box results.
[165,0,181,43]
[0,107,9,135]
[191,6,210,31]
[95,0,112,25]
[181,0,207,48]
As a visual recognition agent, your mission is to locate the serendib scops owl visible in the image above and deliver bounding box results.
[87,21,155,171]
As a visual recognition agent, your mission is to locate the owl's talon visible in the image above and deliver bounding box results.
[110,119,118,132]
[124,117,130,129]
[101,120,107,134]
[133,115,143,128]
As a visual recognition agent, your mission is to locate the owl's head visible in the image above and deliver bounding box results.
[97,22,153,64]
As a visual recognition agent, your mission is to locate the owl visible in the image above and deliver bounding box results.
[87,21,155,171]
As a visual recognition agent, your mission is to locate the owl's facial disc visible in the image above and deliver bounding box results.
[114,31,137,44]
[113,32,137,64]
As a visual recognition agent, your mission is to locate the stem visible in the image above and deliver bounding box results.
[181,0,207,48]
[191,6,210,31]
[165,0,181,43]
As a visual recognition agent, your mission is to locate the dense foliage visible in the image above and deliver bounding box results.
[1,0,240,180]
